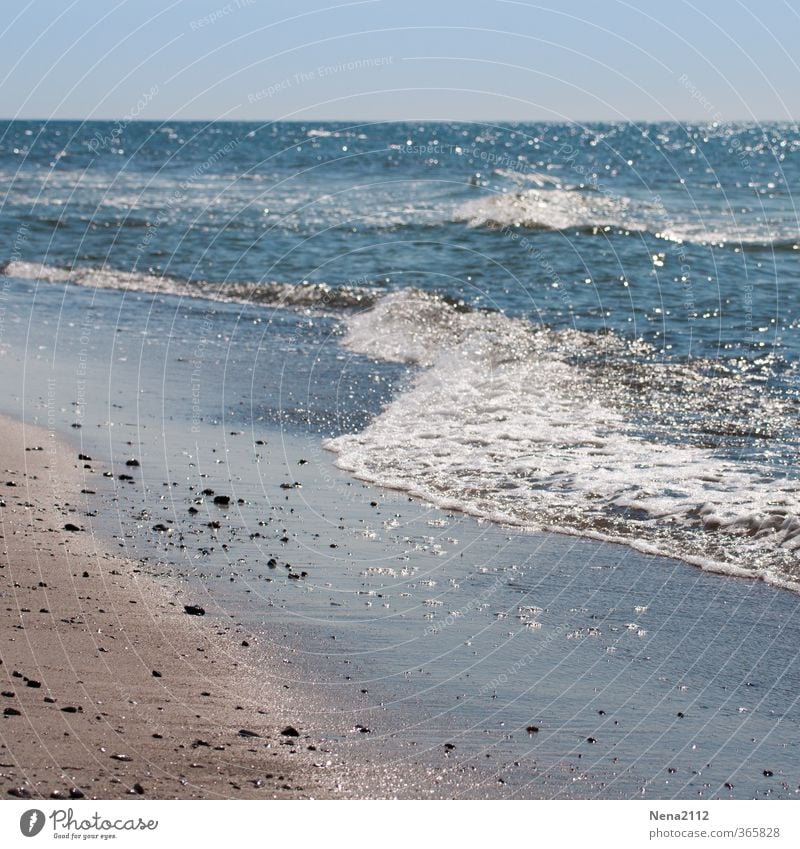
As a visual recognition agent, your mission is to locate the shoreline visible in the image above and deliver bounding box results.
[1,270,798,800]
[4,264,798,596]
[0,413,370,799]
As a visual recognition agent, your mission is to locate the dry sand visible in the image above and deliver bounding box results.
[0,413,368,799]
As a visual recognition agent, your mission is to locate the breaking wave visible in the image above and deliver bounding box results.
[325,289,800,591]
[1,260,378,311]
[455,179,800,248]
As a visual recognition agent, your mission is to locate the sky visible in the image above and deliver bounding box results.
[0,0,798,122]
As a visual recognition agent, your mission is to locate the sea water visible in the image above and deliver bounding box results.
[2,120,800,797]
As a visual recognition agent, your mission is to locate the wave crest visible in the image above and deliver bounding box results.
[1,260,378,310]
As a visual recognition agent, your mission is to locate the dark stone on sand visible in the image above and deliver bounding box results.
[213,495,230,506]
[125,458,140,467]
[50,790,65,799]
[81,489,96,494]
[60,706,81,713]
[763,769,774,777]
[69,788,85,799]
[202,488,215,496]
[526,725,539,734]
[3,707,21,716]
[119,474,133,481]
[152,670,162,678]
[587,737,597,744]
[238,729,260,738]
[64,523,81,532]
[133,783,145,795]
[188,506,198,514]
[78,453,92,461]
[184,604,205,616]
[677,711,685,718]
[724,782,734,789]
[267,559,277,568]
[241,640,249,647]
[444,742,456,751]
[25,679,41,688]
[7,786,31,797]
[281,726,300,737]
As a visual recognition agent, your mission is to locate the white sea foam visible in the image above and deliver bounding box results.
[326,289,800,587]
[2,260,377,310]
[456,186,653,234]
[455,184,800,247]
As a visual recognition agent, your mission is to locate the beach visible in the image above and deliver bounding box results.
[0,412,371,800]
[1,120,799,801]
[2,2,800,841]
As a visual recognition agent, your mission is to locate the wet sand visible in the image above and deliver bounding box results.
[0,413,373,799]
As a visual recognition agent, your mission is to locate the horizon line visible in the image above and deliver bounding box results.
[0,116,797,125]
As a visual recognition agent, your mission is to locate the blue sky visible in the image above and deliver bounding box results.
[1,0,798,121]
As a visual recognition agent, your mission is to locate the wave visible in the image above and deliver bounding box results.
[456,186,650,233]
[1,260,378,311]
[325,289,800,591]
[455,185,800,248]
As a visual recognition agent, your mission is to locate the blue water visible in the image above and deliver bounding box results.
[2,121,800,566]
[7,120,798,585]
[2,121,800,798]
[0,122,800,584]
[2,120,798,353]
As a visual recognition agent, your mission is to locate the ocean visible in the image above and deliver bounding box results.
[1,120,799,798]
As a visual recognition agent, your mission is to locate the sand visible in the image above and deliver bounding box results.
[0,413,363,800]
